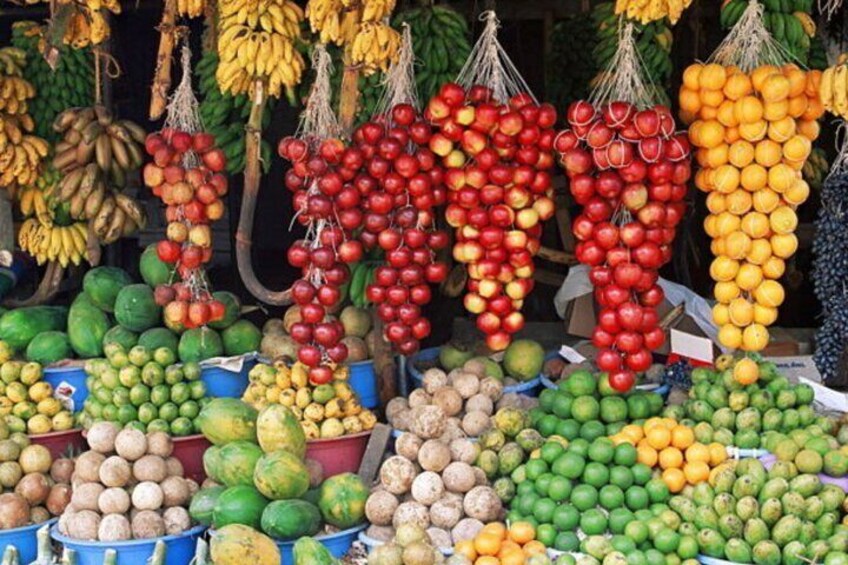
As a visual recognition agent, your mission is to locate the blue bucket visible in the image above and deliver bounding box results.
[0,519,55,563]
[51,524,205,565]
[275,524,367,562]
[200,356,258,398]
[349,360,378,409]
[43,366,88,413]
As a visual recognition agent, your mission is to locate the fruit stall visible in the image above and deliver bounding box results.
[0,0,848,563]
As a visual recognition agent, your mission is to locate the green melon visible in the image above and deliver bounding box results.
[114,284,161,332]
[25,331,72,365]
[292,537,337,565]
[68,294,110,358]
[83,266,133,313]
[317,472,368,529]
[209,291,241,330]
[503,339,545,381]
[196,398,258,446]
[212,485,269,529]
[102,326,138,351]
[256,404,306,458]
[221,320,262,357]
[139,243,176,287]
[137,327,178,352]
[178,327,224,363]
[253,450,310,500]
[260,499,323,540]
[0,306,67,351]
[216,441,264,487]
[189,486,226,526]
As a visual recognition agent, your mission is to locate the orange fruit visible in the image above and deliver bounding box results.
[754,304,779,325]
[784,179,810,206]
[767,163,797,193]
[500,550,526,565]
[739,120,768,142]
[797,119,820,140]
[710,256,740,282]
[659,447,684,469]
[752,188,780,214]
[709,442,728,466]
[761,74,791,102]
[647,426,672,450]
[787,95,808,118]
[679,88,701,114]
[762,99,789,121]
[671,426,696,449]
[713,303,730,325]
[741,211,770,238]
[718,323,743,349]
[769,206,798,235]
[734,357,760,385]
[475,532,502,556]
[697,120,726,149]
[662,467,687,493]
[717,100,740,127]
[684,461,711,484]
[741,163,768,191]
[736,263,764,292]
[806,69,822,97]
[475,557,500,565]
[767,116,797,142]
[747,238,773,265]
[713,164,741,193]
[762,255,787,279]
[637,445,658,467]
[734,95,763,124]
[700,63,728,90]
[483,522,507,539]
[752,65,780,91]
[754,140,782,167]
[725,190,752,215]
[714,280,741,303]
[754,280,786,307]
[685,442,711,464]
[742,323,770,351]
[785,66,807,97]
[783,135,811,162]
[725,126,741,143]
[706,145,730,167]
[728,140,755,167]
[523,541,547,556]
[701,89,725,108]
[499,540,523,556]
[723,72,753,100]
[622,424,645,443]
[508,522,536,545]
[706,192,727,214]
[455,540,478,560]
[683,64,703,90]
[802,96,825,121]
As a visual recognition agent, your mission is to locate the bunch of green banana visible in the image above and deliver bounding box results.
[808,34,828,70]
[392,5,471,106]
[10,22,94,142]
[197,48,273,174]
[547,15,598,109]
[721,0,815,64]
[592,3,674,97]
[347,262,377,309]
[802,147,829,193]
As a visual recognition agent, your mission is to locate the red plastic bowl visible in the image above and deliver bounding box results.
[306,431,371,478]
[171,434,211,483]
[30,429,85,460]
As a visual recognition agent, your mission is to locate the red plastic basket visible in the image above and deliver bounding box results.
[171,434,211,483]
[30,429,85,459]
[306,431,371,478]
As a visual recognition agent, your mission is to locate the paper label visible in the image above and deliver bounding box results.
[54,380,75,412]
[799,377,848,413]
[670,329,713,363]
[559,345,587,364]
[764,355,822,383]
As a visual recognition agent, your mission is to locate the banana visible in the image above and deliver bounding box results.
[114,192,147,228]
[84,183,106,218]
[833,65,848,118]
[95,133,112,171]
[92,195,116,236]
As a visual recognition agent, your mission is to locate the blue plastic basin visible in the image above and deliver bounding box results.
[51,524,205,565]
[200,357,257,398]
[276,524,367,562]
[43,366,88,413]
[349,360,378,408]
[0,520,55,563]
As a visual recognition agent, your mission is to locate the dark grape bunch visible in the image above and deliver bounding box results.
[812,168,848,383]
[665,359,692,390]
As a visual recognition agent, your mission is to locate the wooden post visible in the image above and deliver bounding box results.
[0,192,12,255]
[149,0,178,120]
[338,11,362,132]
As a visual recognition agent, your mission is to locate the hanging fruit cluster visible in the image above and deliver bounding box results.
[819,56,848,120]
[350,104,450,355]
[143,128,229,330]
[216,0,305,97]
[51,107,147,244]
[721,0,816,64]
[426,83,557,351]
[57,0,121,48]
[680,62,823,351]
[615,0,692,24]
[556,100,690,391]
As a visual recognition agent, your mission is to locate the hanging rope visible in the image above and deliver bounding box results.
[589,20,660,110]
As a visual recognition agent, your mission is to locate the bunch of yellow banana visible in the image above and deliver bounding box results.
[361,0,396,22]
[351,21,401,75]
[18,219,89,267]
[614,0,693,24]
[176,0,205,18]
[60,6,116,48]
[216,0,305,98]
[0,48,25,78]
[0,76,35,116]
[819,56,848,120]
[305,0,348,45]
[0,116,47,192]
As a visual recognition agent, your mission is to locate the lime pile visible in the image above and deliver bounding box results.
[768,427,848,478]
[681,458,848,564]
[81,343,209,435]
[530,369,664,443]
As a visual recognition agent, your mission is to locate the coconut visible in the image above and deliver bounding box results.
[462,486,501,522]
[451,518,484,544]
[472,467,489,486]
[365,525,395,542]
[427,527,452,550]
[160,476,190,507]
[396,433,423,462]
[68,509,101,541]
[439,418,467,443]
[71,482,105,512]
[392,501,430,530]
[50,458,74,484]
[165,457,184,477]
[132,455,167,483]
[0,462,21,489]
[131,481,164,511]
[86,422,120,454]
[461,411,490,437]
[114,429,147,461]
[185,479,200,497]
[462,359,487,378]
[163,506,191,536]
[46,483,72,516]
[365,490,399,526]
[411,406,447,440]
[132,510,165,539]
[411,472,445,506]
[449,439,480,465]
[417,440,451,473]
[478,378,504,401]
[392,409,414,432]
[145,432,173,458]
[429,498,462,529]
[380,456,417,495]
[14,472,50,506]
[74,451,105,483]
[98,514,132,542]
[368,543,404,565]
[262,318,286,335]
[30,506,50,524]
[0,493,29,529]
[386,398,409,423]
[432,388,463,418]
[451,373,480,399]
[422,369,449,394]
[441,462,476,494]
[408,389,432,409]
[465,394,494,416]
[98,487,131,515]
[261,334,298,361]
[403,541,437,565]
[99,456,132,488]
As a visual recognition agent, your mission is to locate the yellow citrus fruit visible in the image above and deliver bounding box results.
[754,140,782,167]
[769,206,798,234]
[695,148,711,168]
[662,468,687,493]
[701,105,719,121]
[698,120,726,149]
[706,145,730,167]
[767,116,797,142]
[741,164,768,191]
[718,323,743,349]
[734,357,760,384]
[739,120,768,142]
[622,424,644,443]
[671,426,696,450]
[455,540,477,560]
[746,238,773,265]
[752,188,781,213]
[714,212,742,236]
[724,230,752,259]
[679,88,701,114]
[700,89,725,108]
[761,74,791,102]
[762,256,786,279]
[785,66,807,97]
[659,447,684,469]
[728,140,755,167]
[706,192,727,214]
[713,165,741,193]
[713,303,731,325]
[710,256,740,282]
[728,297,755,326]
[685,443,711,464]
[725,126,741,143]
[714,281,741,303]
[784,179,810,205]
[805,69,822,96]
[734,96,764,124]
[475,532,503,556]
[802,97,825,121]
[637,445,658,467]
[797,119,820,140]
[742,324,770,351]
[763,99,789,121]
[753,304,779,325]
[723,72,753,100]
[700,64,728,90]
[717,100,740,127]
[767,163,797,193]
[783,135,812,162]
[684,461,711,485]
[725,190,753,215]
[754,280,785,307]
[683,64,703,90]
[703,214,718,237]
[483,522,508,539]
[709,443,728,466]
[752,65,780,91]
[647,426,672,450]
[695,169,714,192]
[644,417,664,432]
[736,263,764,291]
[787,95,809,119]
[711,238,726,256]
[741,212,770,238]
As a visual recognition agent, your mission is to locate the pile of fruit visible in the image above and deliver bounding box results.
[721,0,816,64]
[531,369,664,441]
[557,98,690,391]
[366,522,447,564]
[612,418,729,493]
[58,422,198,541]
[57,0,120,48]
[82,344,208,436]
[0,356,73,435]
[672,356,819,449]
[680,61,823,350]
[767,426,848,477]
[241,360,377,439]
[420,339,548,387]
[0,435,72,531]
[193,400,369,540]
[428,82,557,351]
[682,458,848,564]
[453,521,550,564]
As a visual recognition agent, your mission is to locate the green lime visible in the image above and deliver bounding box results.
[552,504,580,531]
[548,476,573,502]
[525,458,549,480]
[571,484,599,511]
[111,387,130,407]
[517,481,536,497]
[137,402,157,424]
[552,392,574,419]
[609,507,636,534]
[615,443,639,466]
[626,520,650,544]
[653,529,681,554]
[129,384,150,407]
[533,497,557,523]
[600,484,626,510]
[116,404,137,425]
[580,420,607,441]
[589,437,616,464]
[626,486,650,511]
[556,418,581,440]
[646,478,671,503]
[677,535,699,559]
[582,462,610,488]
[538,414,559,437]
[612,535,637,554]
[645,549,666,565]
[569,438,590,458]
[178,400,200,419]
[170,382,190,405]
[555,531,580,552]
[170,416,193,436]
[552,452,585,479]
[627,550,647,565]
[539,389,557,412]
[580,508,608,535]
[506,510,523,524]
[536,523,557,547]
[611,466,635,489]
[146,418,169,433]
[158,402,179,422]
[541,441,565,464]
[632,463,653,485]
[535,473,554,497]
[517,492,539,516]
[572,396,600,423]
[189,380,206,400]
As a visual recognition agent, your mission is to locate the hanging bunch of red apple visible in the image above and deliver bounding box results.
[278,134,366,384]
[346,103,450,355]
[142,128,230,329]
[556,99,691,391]
[425,82,557,351]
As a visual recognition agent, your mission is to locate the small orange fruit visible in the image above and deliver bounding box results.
[662,467,687,493]
[700,63,728,90]
[709,442,728,466]
[637,445,658,467]
[455,540,478,560]
[475,557,500,565]
[684,460,711,484]
[474,532,502,556]
[682,64,703,90]
[483,522,507,539]
[685,442,711,463]
[659,446,684,469]
[647,426,672,450]
[671,426,695,449]
[522,541,547,556]
[508,522,536,545]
